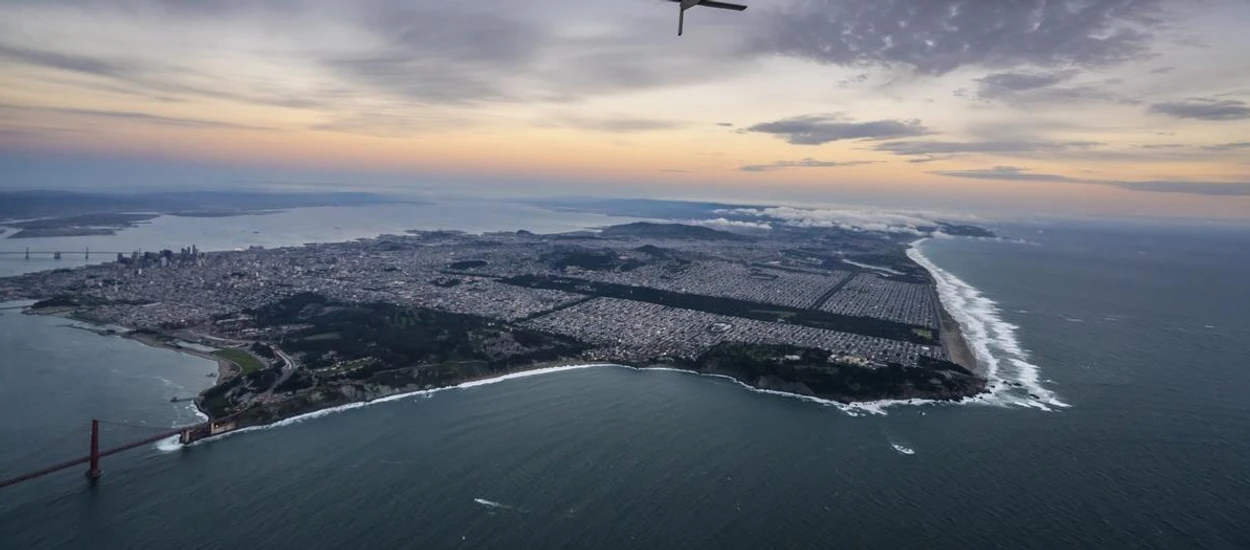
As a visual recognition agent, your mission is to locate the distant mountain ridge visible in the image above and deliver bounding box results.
[0,190,411,221]
[598,222,753,241]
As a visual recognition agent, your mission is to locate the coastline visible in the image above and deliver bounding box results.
[937,299,981,376]
[188,345,984,443]
[29,307,238,400]
[12,236,996,443]
[905,239,982,377]
[123,330,238,385]
[906,237,1068,410]
[908,239,980,375]
[180,360,940,448]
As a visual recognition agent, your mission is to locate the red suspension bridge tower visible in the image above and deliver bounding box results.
[0,418,207,490]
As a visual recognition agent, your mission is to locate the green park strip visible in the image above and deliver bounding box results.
[213,348,265,375]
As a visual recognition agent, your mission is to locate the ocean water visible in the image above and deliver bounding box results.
[1,217,1248,549]
[0,306,214,473]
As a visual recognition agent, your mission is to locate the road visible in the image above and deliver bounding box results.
[257,345,300,402]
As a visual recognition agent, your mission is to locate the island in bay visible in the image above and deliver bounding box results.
[0,220,990,439]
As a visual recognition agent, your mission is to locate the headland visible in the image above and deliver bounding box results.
[3,221,990,437]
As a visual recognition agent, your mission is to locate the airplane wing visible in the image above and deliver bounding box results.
[699,1,748,11]
[675,0,748,36]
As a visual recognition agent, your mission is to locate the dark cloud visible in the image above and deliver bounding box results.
[929,165,1074,182]
[0,43,140,78]
[1148,98,1250,121]
[930,165,1250,196]
[0,103,273,131]
[0,126,87,139]
[739,158,879,172]
[750,0,1164,75]
[4,0,752,117]
[1131,142,1250,154]
[1115,181,1250,196]
[875,140,1103,157]
[716,122,734,127]
[311,1,753,106]
[746,114,930,145]
[837,73,870,86]
[324,6,544,105]
[971,69,1137,105]
[977,71,1078,94]
[0,42,340,111]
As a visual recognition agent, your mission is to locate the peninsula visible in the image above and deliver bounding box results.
[0,221,987,437]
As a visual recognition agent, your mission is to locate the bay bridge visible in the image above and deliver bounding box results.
[0,248,131,260]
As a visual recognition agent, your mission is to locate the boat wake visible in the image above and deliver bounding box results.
[908,239,1068,411]
[474,498,527,513]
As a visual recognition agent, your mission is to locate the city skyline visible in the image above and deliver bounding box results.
[2,0,1249,220]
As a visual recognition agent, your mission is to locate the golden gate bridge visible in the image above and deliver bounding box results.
[0,417,221,490]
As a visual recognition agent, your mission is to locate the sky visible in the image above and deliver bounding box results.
[1,0,1249,220]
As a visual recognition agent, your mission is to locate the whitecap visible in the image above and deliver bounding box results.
[154,434,182,453]
[908,239,1068,410]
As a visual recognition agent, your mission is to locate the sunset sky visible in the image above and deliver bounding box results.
[1,0,1248,220]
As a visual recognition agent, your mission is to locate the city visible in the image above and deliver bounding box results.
[0,224,957,368]
[0,221,984,426]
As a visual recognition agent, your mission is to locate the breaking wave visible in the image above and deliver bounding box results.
[633,366,927,416]
[173,362,926,451]
[175,364,616,446]
[155,435,182,452]
[908,239,1068,410]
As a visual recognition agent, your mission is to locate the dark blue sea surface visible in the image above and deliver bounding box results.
[1,220,1248,549]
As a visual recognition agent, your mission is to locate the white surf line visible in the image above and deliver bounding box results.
[632,366,955,416]
[163,361,962,452]
[164,363,616,449]
[907,238,1068,410]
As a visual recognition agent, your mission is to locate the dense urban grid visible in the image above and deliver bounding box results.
[0,224,955,365]
[819,273,941,328]
[1,222,986,427]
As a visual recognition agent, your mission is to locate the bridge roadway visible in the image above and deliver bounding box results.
[0,421,206,490]
[0,251,130,255]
